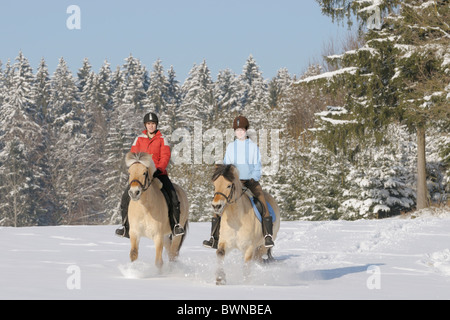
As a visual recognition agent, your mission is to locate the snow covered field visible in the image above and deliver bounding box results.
[1,208,450,300]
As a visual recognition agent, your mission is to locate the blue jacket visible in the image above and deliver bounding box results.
[224,138,262,181]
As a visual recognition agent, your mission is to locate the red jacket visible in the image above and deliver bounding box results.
[130,130,170,176]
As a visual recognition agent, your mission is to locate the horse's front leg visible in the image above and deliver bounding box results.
[129,233,140,262]
[216,242,226,285]
[154,236,164,270]
[243,247,254,281]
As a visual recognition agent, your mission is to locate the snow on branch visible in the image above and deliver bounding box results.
[296,67,358,84]
[315,106,358,125]
[320,117,358,125]
[403,0,437,10]
[357,0,383,14]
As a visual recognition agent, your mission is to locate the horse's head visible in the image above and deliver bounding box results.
[125,152,157,201]
[211,164,241,214]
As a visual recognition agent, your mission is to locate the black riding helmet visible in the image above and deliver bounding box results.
[143,112,158,125]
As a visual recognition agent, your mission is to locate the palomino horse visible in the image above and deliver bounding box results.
[211,164,281,285]
[125,152,189,269]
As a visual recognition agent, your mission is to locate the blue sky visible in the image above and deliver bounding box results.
[0,0,348,81]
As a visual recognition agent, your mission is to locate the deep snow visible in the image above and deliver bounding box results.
[1,208,450,300]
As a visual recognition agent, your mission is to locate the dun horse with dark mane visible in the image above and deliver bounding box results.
[125,152,189,269]
[211,164,281,285]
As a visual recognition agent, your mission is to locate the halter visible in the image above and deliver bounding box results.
[129,163,154,192]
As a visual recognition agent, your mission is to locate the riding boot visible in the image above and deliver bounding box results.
[115,186,130,238]
[170,189,185,237]
[244,179,274,248]
[203,216,221,249]
[262,216,274,248]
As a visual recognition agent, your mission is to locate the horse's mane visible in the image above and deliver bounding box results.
[212,164,239,183]
[125,152,155,172]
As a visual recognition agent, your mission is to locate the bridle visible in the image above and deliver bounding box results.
[129,162,155,192]
[214,183,236,204]
[214,181,245,204]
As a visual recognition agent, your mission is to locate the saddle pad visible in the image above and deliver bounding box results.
[249,197,276,223]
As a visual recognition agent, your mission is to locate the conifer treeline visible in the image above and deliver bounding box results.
[0,53,292,226]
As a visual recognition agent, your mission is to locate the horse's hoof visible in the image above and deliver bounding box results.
[130,249,138,262]
[216,270,226,285]
[156,261,163,270]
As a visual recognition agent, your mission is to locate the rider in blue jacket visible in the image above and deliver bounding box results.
[203,115,274,249]
[223,130,261,181]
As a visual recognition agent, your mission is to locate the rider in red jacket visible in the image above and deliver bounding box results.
[115,112,185,238]
[131,130,170,175]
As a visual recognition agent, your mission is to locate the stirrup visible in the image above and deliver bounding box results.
[173,224,185,236]
[264,235,274,248]
[115,227,129,239]
[203,237,218,249]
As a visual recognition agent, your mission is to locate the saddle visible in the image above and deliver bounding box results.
[242,188,276,222]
